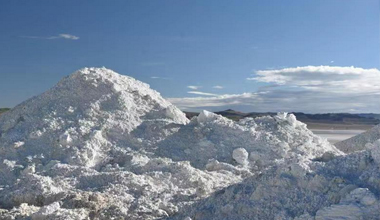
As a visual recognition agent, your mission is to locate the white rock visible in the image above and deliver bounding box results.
[31,202,60,219]
[370,139,380,164]
[59,132,72,145]
[197,110,219,123]
[232,148,249,165]
[13,141,25,148]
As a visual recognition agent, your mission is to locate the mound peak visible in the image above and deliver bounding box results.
[0,67,188,168]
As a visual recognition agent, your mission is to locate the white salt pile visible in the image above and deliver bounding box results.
[171,146,380,219]
[0,67,378,220]
[157,110,341,171]
[335,124,380,153]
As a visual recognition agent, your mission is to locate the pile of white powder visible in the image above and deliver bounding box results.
[0,67,379,220]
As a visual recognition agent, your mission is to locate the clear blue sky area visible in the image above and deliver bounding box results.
[0,0,379,112]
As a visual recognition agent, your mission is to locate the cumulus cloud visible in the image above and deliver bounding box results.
[187,91,217,96]
[20,34,79,40]
[169,66,380,113]
[213,85,224,89]
[248,66,380,94]
[187,85,201,90]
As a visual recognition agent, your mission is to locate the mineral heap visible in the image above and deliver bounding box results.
[0,67,359,220]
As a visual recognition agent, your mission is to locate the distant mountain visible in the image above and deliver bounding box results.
[214,109,248,121]
[184,110,380,127]
[358,113,380,120]
[291,112,380,125]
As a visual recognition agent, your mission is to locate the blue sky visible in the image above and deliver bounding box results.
[1,0,379,113]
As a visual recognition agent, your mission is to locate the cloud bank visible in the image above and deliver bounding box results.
[169,66,380,113]
[187,91,217,96]
[249,66,380,94]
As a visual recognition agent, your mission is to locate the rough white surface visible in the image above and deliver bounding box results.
[232,148,249,165]
[0,68,209,219]
[172,147,380,220]
[0,67,378,220]
[0,67,188,168]
[335,124,380,153]
[157,111,342,170]
[315,188,379,220]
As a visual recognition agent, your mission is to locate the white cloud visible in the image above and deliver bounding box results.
[20,33,79,40]
[169,90,380,113]
[248,66,380,94]
[187,85,201,90]
[57,34,79,40]
[187,91,217,96]
[169,66,380,113]
[212,85,224,89]
[330,61,334,63]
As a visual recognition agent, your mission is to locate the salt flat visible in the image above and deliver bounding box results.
[311,129,366,144]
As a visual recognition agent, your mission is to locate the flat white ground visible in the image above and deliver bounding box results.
[311,129,366,144]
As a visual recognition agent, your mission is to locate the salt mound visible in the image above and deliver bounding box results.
[0,68,253,219]
[0,67,188,168]
[158,111,342,170]
[1,68,209,219]
[170,120,380,220]
[173,147,380,220]
[1,67,371,220]
[335,124,380,153]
